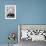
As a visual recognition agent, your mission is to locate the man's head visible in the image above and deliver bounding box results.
[8,8,15,14]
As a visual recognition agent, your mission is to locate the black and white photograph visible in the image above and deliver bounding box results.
[18,24,46,46]
[5,5,16,19]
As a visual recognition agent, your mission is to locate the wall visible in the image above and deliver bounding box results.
[0,0,46,44]
[0,0,17,44]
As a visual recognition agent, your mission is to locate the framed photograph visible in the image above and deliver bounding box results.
[18,24,46,42]
[5,5,16,19]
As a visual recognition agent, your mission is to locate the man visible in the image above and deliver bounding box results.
[7,8,15,18]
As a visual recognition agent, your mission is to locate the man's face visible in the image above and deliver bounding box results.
[8,8,15,14]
